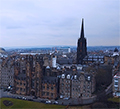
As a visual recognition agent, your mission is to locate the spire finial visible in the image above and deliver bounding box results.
[80,18,84,38]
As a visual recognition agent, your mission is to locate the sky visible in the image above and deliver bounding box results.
[0,0,119,47]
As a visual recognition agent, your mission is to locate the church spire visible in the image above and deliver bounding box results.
[80,18,84,38]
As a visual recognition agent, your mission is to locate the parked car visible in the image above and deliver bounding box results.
[22,97,27,100]
[17,96,22,99]
[33,96,38,99]
[53,101,58,104]
[46,100,51,104]
[55,97,58,100]
[63,97,70,100]
[41,100,46,103]
[28,98,33,101]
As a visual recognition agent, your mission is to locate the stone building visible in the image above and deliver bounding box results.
[14,53,44,97]
[41,76,58,99]
[77,19,87,64]
[113,71,120,97]
[59,72,72,99]
[15,74,26,95]
[83,55,104,64]
[59,70,95,99]
[0,57,14,88]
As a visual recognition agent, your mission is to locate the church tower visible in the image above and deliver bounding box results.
[77,19,87,64]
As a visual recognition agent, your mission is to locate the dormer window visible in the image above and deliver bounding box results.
[62,74,65,79]
[74,75,77,79]
[67,74,70,79]
[46,66,50,69]
[88,76,90,81]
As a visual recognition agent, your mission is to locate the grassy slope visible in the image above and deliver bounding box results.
[108,97,120,103]
[0,98,65,109]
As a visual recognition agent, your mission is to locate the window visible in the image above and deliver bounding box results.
[83,90,86,92]
[115,87,118,91]
[51,93,53,97]
[76,88,78,91]
[32,80,34,89]
[114,78,118,81]
[88,85,90,89]
[20,88,22,91]
[42,86,45,89]
[114,82,118,85]
[47,85,49,90]
[47,92,49,96]
[51,87,53,90]
[17,87,19,91]
[42,92,45,96]
[20,82,22,85]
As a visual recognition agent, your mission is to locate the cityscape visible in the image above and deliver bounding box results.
[0,0,119,109]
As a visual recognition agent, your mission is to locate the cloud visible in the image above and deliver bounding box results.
[0,0,119,47]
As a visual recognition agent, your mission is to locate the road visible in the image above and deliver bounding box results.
[0,89,58,104]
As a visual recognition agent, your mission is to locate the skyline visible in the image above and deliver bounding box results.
[0,0,119,47]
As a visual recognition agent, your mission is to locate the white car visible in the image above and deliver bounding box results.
[53,101,58,104]
[22,97,27,100]
[46,100,51,104]
[63,97,70,100]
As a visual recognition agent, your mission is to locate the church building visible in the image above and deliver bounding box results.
[77,19,87,64]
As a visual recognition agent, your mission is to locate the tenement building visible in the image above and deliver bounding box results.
[0,57,14,88]
[14,53,44,97]
[59,70,95,99]
[41,76,58,99]
[77,19,87,64]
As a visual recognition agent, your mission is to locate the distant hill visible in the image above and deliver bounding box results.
[0,47,6,53]
[3,46,120,52]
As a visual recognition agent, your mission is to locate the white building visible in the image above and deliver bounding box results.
[113,72,120,97]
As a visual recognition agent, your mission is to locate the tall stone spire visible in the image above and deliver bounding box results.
[80,18,84,38]
[77,18,87,64]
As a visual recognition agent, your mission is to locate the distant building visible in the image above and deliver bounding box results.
[77,19,87,64]
[83,55,104,64]
[104,48,119,65]
[0,47,8,58]
[113,71,120,97]
[59,47,71,54]
[57,57,73,65]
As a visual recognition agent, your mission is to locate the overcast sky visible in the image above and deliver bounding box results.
[0,0,119,47]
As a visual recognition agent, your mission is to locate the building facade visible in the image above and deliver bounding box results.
[0,57,14,88]
[41,76,58,99]
[14,54,44,97]
[113,71,120,97]
[59,70,95,99]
